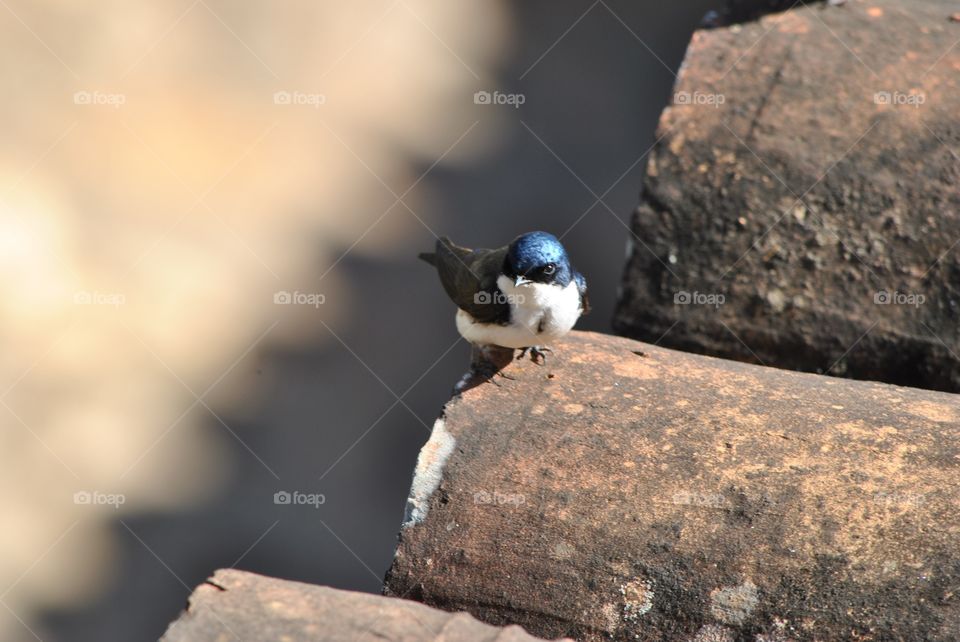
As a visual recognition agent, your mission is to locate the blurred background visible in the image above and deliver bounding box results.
[0,1,719,639]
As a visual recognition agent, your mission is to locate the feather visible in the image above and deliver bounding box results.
[420,237,510,325]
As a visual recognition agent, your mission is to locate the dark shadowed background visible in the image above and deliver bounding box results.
[1,2,719,640]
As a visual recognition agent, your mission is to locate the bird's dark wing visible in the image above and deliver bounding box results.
[419,237,509,324]
[574,271,590,315]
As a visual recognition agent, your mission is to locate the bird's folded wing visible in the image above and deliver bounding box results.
[575,271,590,315]
[433,237,509,324]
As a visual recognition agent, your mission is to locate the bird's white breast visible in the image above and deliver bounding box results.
[455,275,582,349]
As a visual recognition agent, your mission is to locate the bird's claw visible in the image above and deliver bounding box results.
[453,344,516,394]
[518,346,552,365]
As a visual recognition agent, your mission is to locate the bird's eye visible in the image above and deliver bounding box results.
[543,263,556,275]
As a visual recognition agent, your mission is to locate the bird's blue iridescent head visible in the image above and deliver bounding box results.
[503,231,573,287]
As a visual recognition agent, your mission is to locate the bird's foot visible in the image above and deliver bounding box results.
[453,344,515,395]
[519,346,552,365]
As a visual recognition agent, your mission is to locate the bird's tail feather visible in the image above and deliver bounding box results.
[418,236,455,267]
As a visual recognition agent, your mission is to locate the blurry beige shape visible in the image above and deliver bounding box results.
[0,0,512,639]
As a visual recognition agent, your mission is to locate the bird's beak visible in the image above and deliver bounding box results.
[515,275,531,287]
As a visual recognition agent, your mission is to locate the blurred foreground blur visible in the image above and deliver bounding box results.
[1,1,509,638]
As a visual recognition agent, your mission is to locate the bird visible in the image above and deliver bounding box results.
[419,231,588,392]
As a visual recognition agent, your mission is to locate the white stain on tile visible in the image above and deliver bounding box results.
[403,417,456,527]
